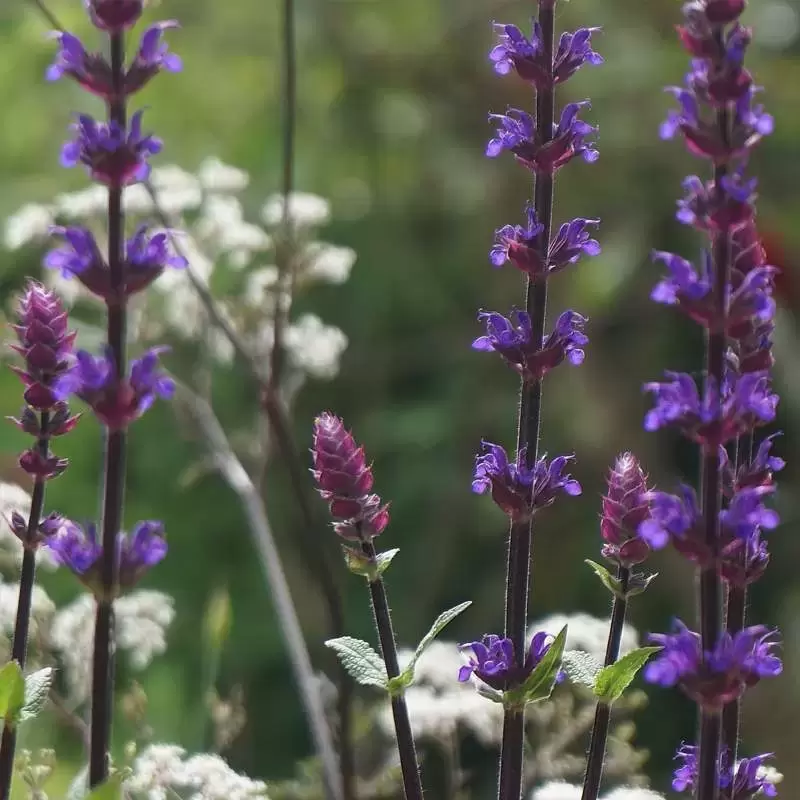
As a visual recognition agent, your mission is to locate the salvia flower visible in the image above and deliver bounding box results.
[547,217,601,272]
[643,370,778,447]
[60,110,162,186]
[490,22,602,88]
[638,485,701,553]
[718,485,779,541]
[600,452,653,567]
[54,347,174,430]
[125,22,182,94]
[644,619,782,710]
[723,432,785,494]
[85,0,144,33]
[311,413,390,542]
[473,309,587,382]
[472,442,581,523]
[675,171,756,232]
[672,743,778,798]
[458,631,560,691]
[8,511,64,550]
[47,519,167,597]
[486,102,598,173]
[719,530,770,588]
[46,32,113,96]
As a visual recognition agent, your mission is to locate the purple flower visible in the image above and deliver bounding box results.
[472,442,581,523]
[547,217,601,271]
[644,619,782,709]
[60,110,162,187]
[672,743,778,798]
[719,530,770,589]
[600,452,653,567]
[638,485,700,552]
[125,22,182,95]
[9,512,65,550]
[44,226,105,279]
[46,32,113,97]
[54,347,174,430]
[675,170,756,232]
[486,102,598,173]
[643,371,778,447]
[472,309,588,382]
[311,413,390,542]
[719,485,779,541]
[458,631,560,691]
[490,22,601,87]
[85,0,144,32]
[47,519,167,597]
[124,226,187,293]
[727,433,785,493]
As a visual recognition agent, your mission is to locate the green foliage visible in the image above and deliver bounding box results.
[0,661,25,726]
[20,667,54,723]
[504,626,567,711]
[344,547,400,581]
[324,637,387,690]
[561,649,602,688]
[593,647,662,704]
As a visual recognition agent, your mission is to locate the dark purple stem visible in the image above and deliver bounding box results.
[0,420,50,800]
[360,540,422,800]
[499,4,555,799]
[580,567,630,800]
[89,30,127,790]
[696,91,731,800]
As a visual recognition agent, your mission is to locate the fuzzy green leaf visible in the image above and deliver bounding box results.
[593,646,662,703]
[0,662,25,724]
[344,547,400,580]
[585,559,624,598]
[19,667,54,722]
[325,637,387,690]
[561,649,602,688]
[502,625,567,710]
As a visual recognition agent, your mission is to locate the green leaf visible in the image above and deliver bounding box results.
[85,774,123,800]
[585,560,624,598]
[19,667,54,722]
[0,662,25,724]
[344,547,400,580]
[397,601,472,688]
[626,572,659,597]
[561,649,602,688]
[325,637,387,690]
[504,626,568,710]
[593,646,662,703]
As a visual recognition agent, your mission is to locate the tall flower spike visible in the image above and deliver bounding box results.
[672,743,779,798]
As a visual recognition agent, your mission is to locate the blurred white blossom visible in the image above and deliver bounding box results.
[302,242,357,284]
[603,789,666,800]
[50,590,175,703]
[196,195,271,267]
[55,185,107,219]
[127,745,269,800]
[530,612,639,663]
[0,580,55,640]
[3,203,54,250]
[244,267,280,308]
[531,782,582,800]
[198,158,250,193]
[284,314,348,380]
[261,192,330,229]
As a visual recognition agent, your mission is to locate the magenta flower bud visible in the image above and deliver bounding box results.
[311,413,390,542]
[704,0,747,25]
[18,449,69,481]
[600,452,653,567]
[85,0,143,32]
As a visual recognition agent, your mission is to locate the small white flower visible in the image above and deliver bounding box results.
[0,581,55,640]
[530,781,582,800]
[602,789,666,800]
[179,752,269,799]
[302,242,356,284]
[123,184,156,215]
[3,203,54,250]
[197,195,271,265]
[244,266,280,308]
[149,165,204,214]
[261,192,330,229]
[198,158,250,193]
[284,314,348,380]
[126,743,187,800]
[530,612,639,663]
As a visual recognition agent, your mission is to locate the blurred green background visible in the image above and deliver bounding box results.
[1,0,799,795]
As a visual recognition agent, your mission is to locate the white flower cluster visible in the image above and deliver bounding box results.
[126,744,269,800]
[2,158,354,384]
[529,612,640,663]
[378,640,504,746]
[0,482,58,570]
[531,782,666,800]
[50,590,175,703]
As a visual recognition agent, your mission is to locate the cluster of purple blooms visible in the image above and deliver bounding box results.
[1,3,181,790]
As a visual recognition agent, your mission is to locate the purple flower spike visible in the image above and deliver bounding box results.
[458,631,561,691]
[46,32,113,97]
[54,347,173,430]
[60,110,162,187]
[490,22,601,88]
[47,519,167,597]
[486,102,598,173]
[472,309,588,382]
[472,442,581,523]
[601,452,654,567]
[125,22,182,95]
[643,370,778,448]
[311,413,390,542]
[672,743,778,798]
[644,619,782,710]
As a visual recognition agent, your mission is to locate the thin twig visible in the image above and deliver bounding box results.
[174,380,343,800]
